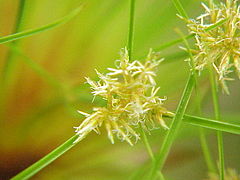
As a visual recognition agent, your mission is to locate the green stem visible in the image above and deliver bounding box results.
[11,135,79,180]
[150,74,195,179]
[139,126,165,180]
[11,113,240,179]
[140,127,155,160]
[195,81,216,173]
[199,128,216,173]
[182,115,240,135]
[0,6,82,44]
[2,0,26,82]
[208,66,225,180]
[194,78,216,173]
[0,0,26,130]
[176,26,216,174]
[127,0,136,60]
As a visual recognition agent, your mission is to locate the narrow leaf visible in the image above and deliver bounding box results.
[183,115,240,135]
[0,5,82,44]
[150,74,195,179]
[11,135,78,180]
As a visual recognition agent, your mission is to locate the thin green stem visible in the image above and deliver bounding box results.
[140,127,155,160]
[195,82,216,173]
[127,0,165,178]
[150,74,195,179]
[0,0,26,129]
[176,28,216,173]
[194,78,216,173]
[194,79,216,173]
[182,114,240,135]
[0,5,82,44]
[11,135,79,180]
[199,128,217,173]
[11,112,240,179]
[208,65,225,180]
[139,126,165,180]
[127,0,136,60]
[3,0,26,81]
[149,2,194,176]
[199,129,217,172]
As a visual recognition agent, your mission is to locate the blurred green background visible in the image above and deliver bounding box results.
[0,0,239,179]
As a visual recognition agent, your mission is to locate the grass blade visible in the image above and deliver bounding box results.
[149,74,195,179]
[11,135,79,180]
[154,34,194,52]
[11,113,240,180]
[0,5,82,44]
[183,115,240,135]
[176,28,216,173]
[149,3,195,177]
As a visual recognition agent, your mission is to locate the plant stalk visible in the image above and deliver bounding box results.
[11,135,79,180]
[11,112,240,179]
[208,65,225,180]
[149,74,195,179]
[127,0,136,60]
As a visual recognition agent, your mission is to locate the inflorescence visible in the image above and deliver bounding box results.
[182,0,240,93]
[74,48,171,145]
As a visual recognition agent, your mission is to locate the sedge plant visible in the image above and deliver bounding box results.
[2,0,240,180]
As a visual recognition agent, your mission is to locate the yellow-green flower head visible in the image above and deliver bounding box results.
[183,0,240,94]
[74,48,171,145]
[205,169,240,180]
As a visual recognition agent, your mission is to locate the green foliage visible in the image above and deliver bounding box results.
[0,0,239,180]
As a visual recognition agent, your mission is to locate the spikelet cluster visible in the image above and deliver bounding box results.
[206,169,240,180]
[183,0,240,93]
[74,48,171,145]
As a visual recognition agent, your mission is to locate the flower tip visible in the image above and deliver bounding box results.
[77,110,90,117]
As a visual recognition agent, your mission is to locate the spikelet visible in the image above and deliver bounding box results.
[181,0,240,94]
[74,48,172,145]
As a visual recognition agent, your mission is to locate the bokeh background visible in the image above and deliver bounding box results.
[0,0,239,179]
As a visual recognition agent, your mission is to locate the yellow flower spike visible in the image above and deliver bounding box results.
[182,0,240,94]
[205,168,240,180]
[74,48,170,145]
